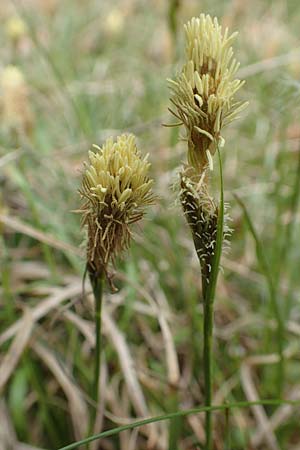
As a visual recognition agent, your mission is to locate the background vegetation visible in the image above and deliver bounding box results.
[1,0,300,449]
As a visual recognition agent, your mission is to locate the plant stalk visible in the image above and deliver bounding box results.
[201,148,224,450]
[203,295,213,450]
[88,270,104,445]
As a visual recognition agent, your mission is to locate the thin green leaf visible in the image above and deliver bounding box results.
[234,194,284,396]
[57,399,300,450]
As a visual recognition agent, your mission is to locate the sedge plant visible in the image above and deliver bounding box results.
[78,133,154,439]
[167,14,248,449]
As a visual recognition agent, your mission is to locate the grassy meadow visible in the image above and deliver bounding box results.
[1,0,300,449]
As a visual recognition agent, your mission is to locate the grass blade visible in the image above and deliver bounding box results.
[234,194,284,397]
[57,399,300,450]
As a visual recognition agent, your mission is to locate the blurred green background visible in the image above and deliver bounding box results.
[1,0,300,449]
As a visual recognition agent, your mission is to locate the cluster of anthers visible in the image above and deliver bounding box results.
[168,14,248,172]
[79,134,154,279]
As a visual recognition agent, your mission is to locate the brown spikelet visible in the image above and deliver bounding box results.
[180,166,218,288]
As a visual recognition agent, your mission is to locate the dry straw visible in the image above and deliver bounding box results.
[168,13,247,450]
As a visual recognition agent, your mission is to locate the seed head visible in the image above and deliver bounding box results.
[79,134,154,277]
[168,14,248,171]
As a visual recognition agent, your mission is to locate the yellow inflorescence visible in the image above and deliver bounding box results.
[5,16,28,43]
[1,65,32,136]
[105,9,124,36]
[79,134,153,276]
[85,134,153,211]
[168,14,248,171]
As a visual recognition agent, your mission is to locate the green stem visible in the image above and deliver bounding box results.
[1,237,14,321]
[280,146,300,318]
[203,299,213,450]
[88,271,104,444]
[201,148,224,450]
[168,388,182,450]
[168,0,181,60]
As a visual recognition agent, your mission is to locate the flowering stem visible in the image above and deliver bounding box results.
[201,148,224,450]
[88,270,104,444]
[202,291,214,450]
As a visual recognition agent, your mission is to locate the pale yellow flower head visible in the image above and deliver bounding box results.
[79,134,154,276]
[168,14,248,171]
[1,65,32,136]
[1,65,25,87]
[5,16,27,43]
[105,9,124,36]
